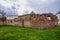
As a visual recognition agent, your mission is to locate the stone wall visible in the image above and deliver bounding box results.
[6,12,58,29]
[30,13,58,29]
[0,12,58,29]
[6,18,23,26]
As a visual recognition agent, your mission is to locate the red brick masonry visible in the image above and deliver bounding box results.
[30,13,58,29]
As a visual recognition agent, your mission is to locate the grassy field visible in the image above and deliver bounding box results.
[0,25,60,40]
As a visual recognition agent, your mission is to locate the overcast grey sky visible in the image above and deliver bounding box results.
[0,0,60,15]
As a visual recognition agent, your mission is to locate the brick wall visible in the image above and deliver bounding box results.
[30,13,58,29]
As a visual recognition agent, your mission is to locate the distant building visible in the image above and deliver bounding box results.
[6,15,18,20]
[6,15,19,25]
[58,14,60,25]
[59,14,60,22]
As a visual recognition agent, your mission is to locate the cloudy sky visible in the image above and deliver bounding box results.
[0,0,60,15]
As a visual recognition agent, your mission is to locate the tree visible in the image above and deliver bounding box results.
[56,11,60,22]
[0,10,6,25]
[56,11,60,15]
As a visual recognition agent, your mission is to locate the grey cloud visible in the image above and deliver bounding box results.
[6,6,18,16]
[4,0,18,2]
[0,4,6,11]
[0,4,18,16]
[27,0,60,14]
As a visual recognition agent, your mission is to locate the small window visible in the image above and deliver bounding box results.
[47,17,51,20]
[10,20,12,23]
[33,15,36,18]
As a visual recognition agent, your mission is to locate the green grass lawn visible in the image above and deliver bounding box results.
[0,25,60,40]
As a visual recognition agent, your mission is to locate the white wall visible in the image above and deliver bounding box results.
[6,16,18,20]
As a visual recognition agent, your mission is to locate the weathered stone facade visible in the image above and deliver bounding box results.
[0,11,58,29]
[11,11,58,29]
[30,12,58,29]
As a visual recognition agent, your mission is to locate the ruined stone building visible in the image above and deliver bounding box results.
[0,11,59,29]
